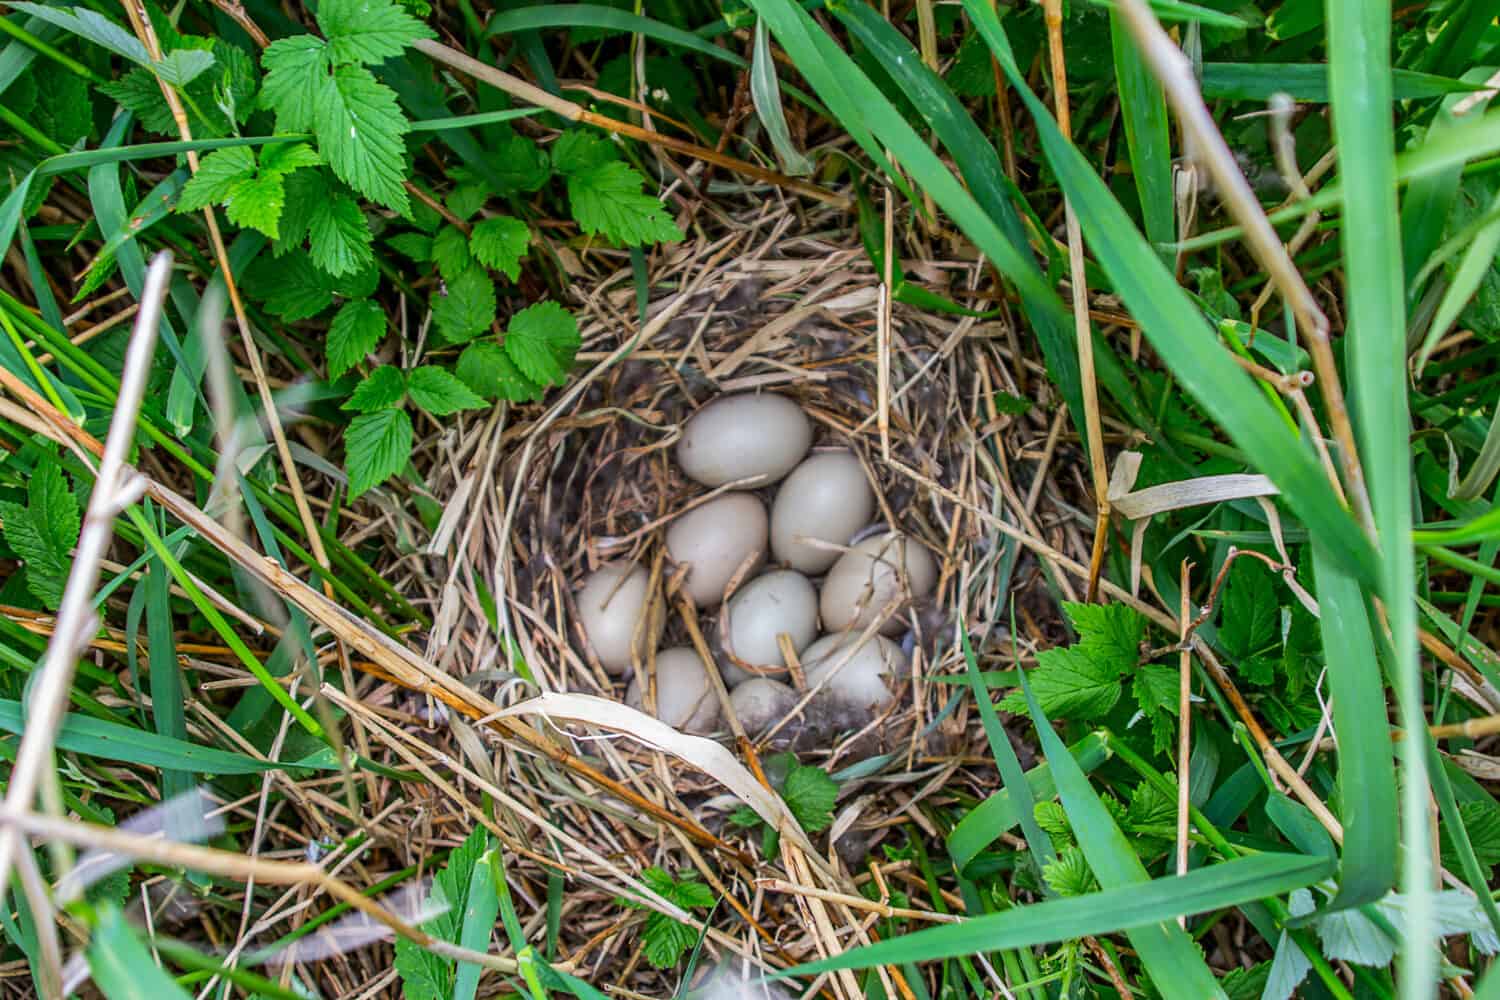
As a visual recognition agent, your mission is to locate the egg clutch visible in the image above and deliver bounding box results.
[574,392,937,748]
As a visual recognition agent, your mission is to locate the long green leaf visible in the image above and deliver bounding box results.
[947,731,1110,874]
[743,0,1072,340]
[454,847,502,1000]
[487,5,746,66]
[1112,14,1174,260]
[1200,62,1477,102]
[1309,545,1397,909]
[0,700,333,775]
[1013,674,1225,997]
[962,0,1378,584]
[959,632,1055,876]
[1325,0,1430,992]
[785,852,1332,973]
[87,906,194,1000]
[1413,183,1500,372]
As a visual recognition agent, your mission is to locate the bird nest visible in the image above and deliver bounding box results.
[395,203,1078,989]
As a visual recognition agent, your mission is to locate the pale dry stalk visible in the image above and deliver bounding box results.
[0,252,171,906]
[1042,0,1111,602]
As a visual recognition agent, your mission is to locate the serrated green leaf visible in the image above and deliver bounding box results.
[1042,846,1098,897]
[316,0,434,65]
[250,253,336,319]
[431,265,496,344]
[259,142,322,179]
[406,366,487,416]
[455,341,542,402]
[86,905,194,1000]
[316,64,412,214]
[224,171,286,239]
[343,365,406,412]
[387,231,434,262]
[273,169,322,254]
[327,299,387,378]
[431,224,471,283]
[178,147,257,212]
[503,301,579,387]
[469,216,529,280]
[307,193,373,276]
[551,130,617,175]
[1220,558,1278,657]
[567,161,683,246]
[641,911,697,968]
[261,35,329,133]
[1001,646,1122,719]
[783,762,837,833]
[394,937,448,1000]
[1131,662,1179,756]
[0,462,79,610]
[345,407,412,497]
[153,48,215,87]
[445,182,488,221]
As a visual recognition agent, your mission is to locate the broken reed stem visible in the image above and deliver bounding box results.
[758,878,961,923]
[411,38,850,210]
[1109,0,1373,533]
[1176,559,1192,927]
[0,252,170,909]
[1042,0,1110,603]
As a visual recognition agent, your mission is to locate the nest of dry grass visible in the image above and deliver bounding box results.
[350,199,1098,993]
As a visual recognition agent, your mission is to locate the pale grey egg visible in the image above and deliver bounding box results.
[729,677,797,736]
[818,533,938,635]
[576,563,658,675]
[723,570,818,670]
[625,647,720,734]
[770,450,876,573]
[676,393,812,488]
[801,633,908,713]
[665,494,768,607]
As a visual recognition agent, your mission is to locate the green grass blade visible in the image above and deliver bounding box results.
[1200,63,1478,102]
[1413,184,1500,372]
[1309,544,1397,908]
[958,631,1055,876]
[1325,0,1429,989]
[455,846,503,1000]
[946,731,1110,874]
[784,852,1332,974]
[1112,12,1174,259]
[87,905,194,1000]
[0,699,333,774]
[962,0,1378,584]
[1400,78,1494,291]
[751,19,814,175]
[145,545,193,801]
[1012,672,1225,997]
[487,5,746,66]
